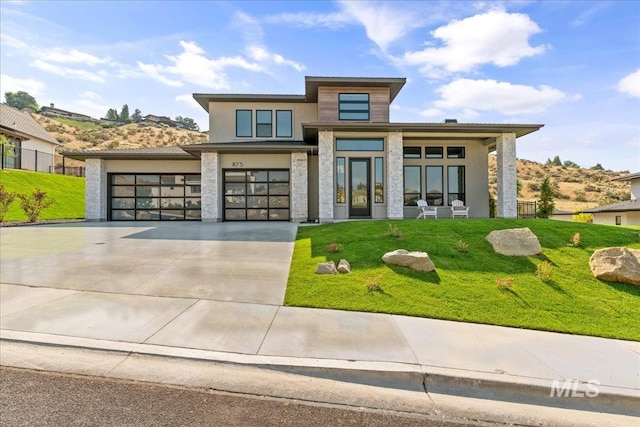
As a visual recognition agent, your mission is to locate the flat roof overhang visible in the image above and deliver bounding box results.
[62,148,196,161]
[304,76,406,103]
[193,94,307,112]
[302,122,543,146]
[180,141,317,158]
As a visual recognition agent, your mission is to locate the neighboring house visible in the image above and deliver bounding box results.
[40,103,95,122]
[142,114,181,128]
[0,104,60,173]
[580,173,640,226]
[65,76,542,222]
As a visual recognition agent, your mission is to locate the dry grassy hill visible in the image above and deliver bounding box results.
[489,156,630,212]
[34,113,630,213]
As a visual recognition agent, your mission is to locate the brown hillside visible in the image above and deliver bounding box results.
[489,156,630,212]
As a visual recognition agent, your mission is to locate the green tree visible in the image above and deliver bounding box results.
[175,116,199,131]
[537,177,555,218]
[551,155,562,166]
[119,104,130,122]
[105,108,119,121]
[131,108,142,123]
[590,163,604,170]
[5,91,39,111]
[18,188,54,222]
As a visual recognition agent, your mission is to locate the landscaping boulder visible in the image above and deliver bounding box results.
[382,249,435,272]
[485,227,542,256]
[337,259,351,274]
[589,247,640,286]
[315,261,337,275]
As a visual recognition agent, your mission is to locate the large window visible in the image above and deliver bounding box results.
[336,157,346,203]
[236,110,252,137]
[403,166,421,206]
[426,166,443,206]
[110,174,201,221]
[339,93,369,121]
[276,110,292,138]
[447,166,465,204]
[224,170,289,221]
[336,138,384,151]
[256,110,272,138]
[375,157,384,203]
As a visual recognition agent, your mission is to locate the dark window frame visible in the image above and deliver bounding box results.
[336,157,346,204]
[447,146,465,159]
[335,138,384,151]
[256,110,272,138]
[615,215,622,226]
[223,169,290,221]
[339,93,370,121]
[276,110,292,138]
[375,157,384,203]
[236,109,252,137]
[403,165,422,206]
[447,165,466,205]
[425,165,444,207]
[403,146,421,159]
[425,146,443,159]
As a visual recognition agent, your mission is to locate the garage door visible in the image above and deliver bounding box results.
[224,169,289,221]
[110,174,201,220]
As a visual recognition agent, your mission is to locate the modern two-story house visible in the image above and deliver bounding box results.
[67,76,543,223]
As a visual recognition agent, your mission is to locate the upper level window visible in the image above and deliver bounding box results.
[276,110,292,138]
[447,147,465,158]
[336,138,384,151]
[236,110,252,137]
[403,147,421,158]
[339,93,369,121]
[426,147,443,159]
[256,110,272,138]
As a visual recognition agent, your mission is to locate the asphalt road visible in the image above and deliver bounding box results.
[0,367,487,427]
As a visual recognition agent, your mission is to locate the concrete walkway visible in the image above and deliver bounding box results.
[1,222,638,425]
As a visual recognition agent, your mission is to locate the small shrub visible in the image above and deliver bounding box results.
[327,242,343,253]
[535,261,553,283]
[572,190,587,202]
[572,213,593,223]
[456,240,469,253]
[366,272,386,293]
[568,232,581,247]
[385,223,403,240]
[496,277,514,291]
[17,188,54,222]
[0,185,17,222]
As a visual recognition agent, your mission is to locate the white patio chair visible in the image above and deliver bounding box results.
[416,199,438,219]
[450,200,469,219]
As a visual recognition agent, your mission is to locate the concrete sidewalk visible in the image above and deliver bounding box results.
[1,222,639,425]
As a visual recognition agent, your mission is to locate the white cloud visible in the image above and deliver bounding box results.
[32,59,106,83]
[175,94,200,110]
[0,74,46,98]
[73,99,112,119]
[264,11,351,29]
[80,91,101,100]
[571,3,610,27]
[618,69,640,98]
[402,9,547,77]
[41,48,111,66]
[432,79,567,115]
[338,1,425,51]
[137,39,303,90]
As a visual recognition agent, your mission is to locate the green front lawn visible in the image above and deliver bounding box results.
[285,219,640,341]
[1,169,85,221]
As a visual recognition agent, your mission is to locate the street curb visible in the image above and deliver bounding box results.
[2,330,638,418]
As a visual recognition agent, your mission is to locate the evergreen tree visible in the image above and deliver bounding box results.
[551,155,562,166]
[105,108,119,121]
[119,104,130,122]
[175,116,199,131]
[5,91,39,111]
[537,177,555,218]
[590,163,604,170]
[131,109,142,123]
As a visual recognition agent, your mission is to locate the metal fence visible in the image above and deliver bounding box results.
[518,201,537,218]
[1,149,85,177]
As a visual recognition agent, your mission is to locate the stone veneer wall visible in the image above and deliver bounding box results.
[290,152,308,222]
[85,158,107,221]
[496,133,517,218]
[318,130,334,222]
[387,131,404,219]
[201,152,220,222]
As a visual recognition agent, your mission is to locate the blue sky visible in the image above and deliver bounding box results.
[1,0,638,172]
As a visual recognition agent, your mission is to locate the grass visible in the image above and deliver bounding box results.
[1,169,85,221]
[51,117,103,130]
[285,219,640,341]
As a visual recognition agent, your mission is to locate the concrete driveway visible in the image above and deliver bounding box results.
[0,221,298,305]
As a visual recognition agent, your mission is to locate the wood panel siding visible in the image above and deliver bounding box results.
[318,87,390,122]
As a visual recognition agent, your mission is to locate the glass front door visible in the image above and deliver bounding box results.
[349,158,370,218]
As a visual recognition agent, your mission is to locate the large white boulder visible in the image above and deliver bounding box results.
[485,227,542,256]
[382,249,435,272]
[589,247,640,286]
[315,261,337,275]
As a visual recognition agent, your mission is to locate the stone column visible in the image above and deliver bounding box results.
[290,152,308,222]
[496,133,517,218]
[318,130,334,223]
[85,158,107,221]
[201,152,220,222]
[387,131,404,219]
